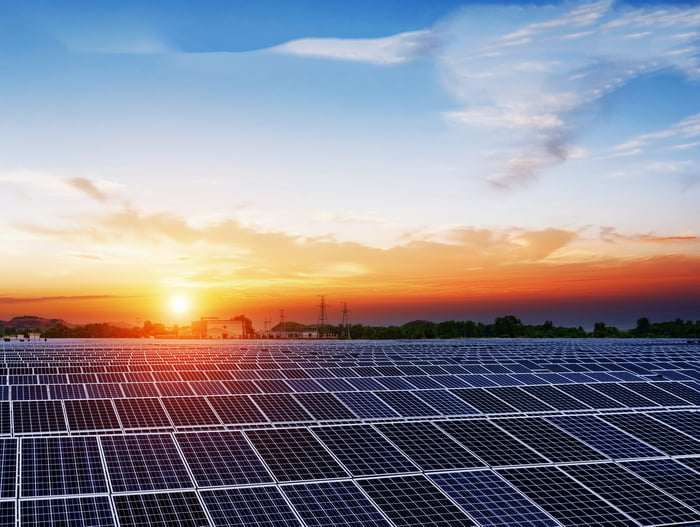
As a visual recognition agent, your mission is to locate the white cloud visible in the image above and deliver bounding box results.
[269,30,436,65]
[437,1,700,188]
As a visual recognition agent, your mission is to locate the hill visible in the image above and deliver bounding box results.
[0,315,69,331]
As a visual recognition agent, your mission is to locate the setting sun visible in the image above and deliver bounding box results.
[169,295,190,315]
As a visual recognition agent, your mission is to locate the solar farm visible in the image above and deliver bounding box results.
[0,338,699,526]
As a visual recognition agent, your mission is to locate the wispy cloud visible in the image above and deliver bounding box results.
[0,170,119,202]
[606,113,700,157]
[64,177,108,202]
[439,1,700,188]
[270,30,437,65]
[0,295,121,304]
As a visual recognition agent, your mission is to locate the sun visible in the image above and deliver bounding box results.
[169,295,190,315]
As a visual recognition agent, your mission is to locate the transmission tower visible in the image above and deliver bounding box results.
[340,302,351,339]
[279,309,285,333]
[317,295,328,338]
[263,317,271,333]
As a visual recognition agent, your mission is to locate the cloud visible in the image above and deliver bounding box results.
[607,113,700,157]
[270,30,437,65]
[438,1,700,188]
[0,295,121,304]
[0,170,119,202]
[64,177,108,202]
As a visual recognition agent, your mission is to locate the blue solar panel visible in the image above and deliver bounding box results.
[201,486,302,526]
[430,470,558,526]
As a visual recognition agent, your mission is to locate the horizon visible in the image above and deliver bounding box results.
[1,0,699,328]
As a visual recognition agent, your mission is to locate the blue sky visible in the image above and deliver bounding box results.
[1,0,699,326]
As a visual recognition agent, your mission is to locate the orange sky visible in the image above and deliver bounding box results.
[2,209,698,328]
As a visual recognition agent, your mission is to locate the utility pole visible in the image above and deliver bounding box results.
[341,302,351,339]
[317,295,328,338]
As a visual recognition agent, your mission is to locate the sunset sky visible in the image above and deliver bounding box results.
[1,0,699,329]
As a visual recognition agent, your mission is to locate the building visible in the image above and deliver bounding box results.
[191,317,245,339]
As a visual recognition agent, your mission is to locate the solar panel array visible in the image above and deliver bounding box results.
[0,337,699,526]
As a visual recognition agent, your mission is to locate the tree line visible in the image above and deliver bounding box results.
[12,315,698,339]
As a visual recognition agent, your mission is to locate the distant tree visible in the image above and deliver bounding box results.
[233,315,255,338]
[493,315,524,337]
[634,317,651,336]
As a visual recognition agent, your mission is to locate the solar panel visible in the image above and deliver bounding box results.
[0,337,697,527]
[201,486,301,526]
[205,395,269,424]
[64,399,121,431]
[498,465,637,526]
[20,496,114,527]
[282,480,391,527]
[13,400,67,433]
[101,433,193,492]
[373,390,439,417]
[561,462,700,525]
[600,412,700,455]
[483,387,557,412]
[250,393,314,422]
[20,436,107,497]
[449,388,518,413]
[114,397,172,429]
[0,439,15,498]
[335,392,400,418]
[547,414,662,459]
[311,424,418,476]
[648,410,700,438]
[357,475,476,526]
[411,389,480,415]
[294,392,357,420]
[375,421,485,471]
[436,419,548,466]
[245,427,349,481]
[113,491,210,527]
[429,470,558,527]
[492,417,608,463]
[161,396,222,427]
[518,384,591,410]
[175,430,273,487]
[619,458,700,509]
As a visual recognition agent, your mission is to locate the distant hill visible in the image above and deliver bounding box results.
[0,316,69,330]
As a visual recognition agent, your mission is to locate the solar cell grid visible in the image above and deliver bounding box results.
[13,400,67,433]
[449,388,518,413]
[161,396,221,427]
[312,424,418,476]
[657,381,700,404]
[64,399,121,431]
[429,470,558,527]
[375,421,485,470]
[20,436,107,497]
[411,389,480,415]
[335,392,400,418]
[547,414,662,459]
[251,393,314,422]
[175,430,273,487]
[114,397,172,429]
[601,412,700,456]
[206,395,268,424]
[436,419,548,466]
[620,458,700,510]
[562,462,700,525]
[519,384,591,410]
[113,491,210,527]
[245,427,349,482]
[100,433,193,492]
[283,480,391,527]
[374,390,439,417]
[498,465,638,527]
[20,496,114,527]
[588,382,659,407]
[357,474,476,526]
[485,387,557,412]
[293,392,358,421]
[493,417,608,463]
[622,381,694,406]
[201,486,302,527]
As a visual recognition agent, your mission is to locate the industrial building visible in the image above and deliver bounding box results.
[190,317,245,339]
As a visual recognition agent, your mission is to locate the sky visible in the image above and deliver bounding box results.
[1,0,699,329]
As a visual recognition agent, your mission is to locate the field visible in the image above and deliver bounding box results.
[0,338,698,526]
